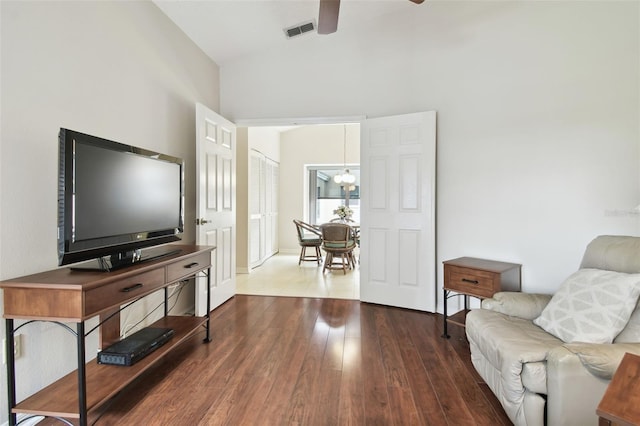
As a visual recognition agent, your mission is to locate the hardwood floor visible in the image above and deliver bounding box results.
[76,296,511,425]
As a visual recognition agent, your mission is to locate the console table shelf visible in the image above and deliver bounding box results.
[14,315,205,418]
[0,244,215,426]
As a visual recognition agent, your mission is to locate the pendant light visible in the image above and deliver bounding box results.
[334,125,356,184]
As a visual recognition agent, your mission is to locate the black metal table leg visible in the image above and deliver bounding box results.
[164,287,169,317]
[204,267,211,343]
[442,289,450,338]
[76,322,87,426]
[6,319,16,426]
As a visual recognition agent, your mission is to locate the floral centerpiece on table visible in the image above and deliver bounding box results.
[333,205,353,220]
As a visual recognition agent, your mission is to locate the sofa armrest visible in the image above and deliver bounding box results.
[481,292,552,320]
[563,342,640,380]
[547,346,610,426]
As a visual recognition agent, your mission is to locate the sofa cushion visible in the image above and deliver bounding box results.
[533,269,640,344]
[467,309,563,378]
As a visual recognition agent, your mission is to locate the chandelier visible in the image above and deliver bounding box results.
[333,125,356,184]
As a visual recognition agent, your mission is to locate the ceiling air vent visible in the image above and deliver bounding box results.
[284,20,316,39]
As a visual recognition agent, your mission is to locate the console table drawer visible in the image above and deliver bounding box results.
[446,266,497,299]
[166,252,210,283]
[84,269,165,316]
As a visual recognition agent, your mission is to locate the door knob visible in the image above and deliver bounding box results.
[196,218,210,225]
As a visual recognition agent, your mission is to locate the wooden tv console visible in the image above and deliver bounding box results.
[0,244,215,426]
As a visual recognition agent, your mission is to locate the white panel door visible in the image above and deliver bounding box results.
[195,103,236,316]
[249,151,279,268]
[360,111,436,312]
[249,150,265,268]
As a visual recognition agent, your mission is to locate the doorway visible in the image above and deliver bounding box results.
[236,122,361,299]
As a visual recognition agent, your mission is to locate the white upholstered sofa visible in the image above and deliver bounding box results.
[466,235,640,426]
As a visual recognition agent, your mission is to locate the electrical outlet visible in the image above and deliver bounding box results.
[14,334,22,359]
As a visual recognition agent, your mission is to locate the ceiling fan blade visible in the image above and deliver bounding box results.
[318,0,340,35]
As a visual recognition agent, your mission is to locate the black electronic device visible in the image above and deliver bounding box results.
[57,128,184,270]
[97,327,175,366]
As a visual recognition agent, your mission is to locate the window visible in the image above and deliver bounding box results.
[308,167,360,224]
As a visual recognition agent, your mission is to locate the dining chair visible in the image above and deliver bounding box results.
[320,222,357,274]
[329,218,359,263]
[293,220,323,265]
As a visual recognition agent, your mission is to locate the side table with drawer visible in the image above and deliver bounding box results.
[442,257,521,338]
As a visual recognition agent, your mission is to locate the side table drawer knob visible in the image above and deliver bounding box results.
[462,278,479,284]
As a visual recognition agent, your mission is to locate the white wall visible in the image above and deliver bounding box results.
[0,1,219,422]
[221,2,640,305]
[248,127,281,161]
[236,128,250,272]
[279,124,361,252]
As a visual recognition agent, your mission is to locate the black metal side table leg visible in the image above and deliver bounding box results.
[442,289,450,338]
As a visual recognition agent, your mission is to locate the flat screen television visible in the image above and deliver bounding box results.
[58,128,184,270]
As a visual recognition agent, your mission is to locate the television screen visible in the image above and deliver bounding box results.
[58,128,184,269]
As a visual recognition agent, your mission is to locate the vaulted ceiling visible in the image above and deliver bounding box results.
[153,0,426,66]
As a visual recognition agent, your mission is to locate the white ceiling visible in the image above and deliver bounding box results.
[153,0,427,66]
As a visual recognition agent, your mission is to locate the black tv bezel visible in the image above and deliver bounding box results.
[57,128,184,268]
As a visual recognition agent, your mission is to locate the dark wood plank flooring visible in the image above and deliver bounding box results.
[55,296,513,425]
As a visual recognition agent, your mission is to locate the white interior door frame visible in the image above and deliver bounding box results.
[234,116,366,128]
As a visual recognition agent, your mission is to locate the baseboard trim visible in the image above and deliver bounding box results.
[279,249,299,255]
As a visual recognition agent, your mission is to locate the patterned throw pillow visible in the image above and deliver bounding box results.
[533,269,640,343]
[614,301,640,343]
